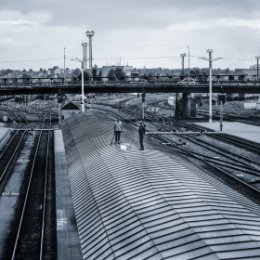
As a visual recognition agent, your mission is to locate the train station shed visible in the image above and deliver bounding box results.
[61,112,260,260]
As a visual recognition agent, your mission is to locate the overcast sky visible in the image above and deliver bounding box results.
[0,0,260,70]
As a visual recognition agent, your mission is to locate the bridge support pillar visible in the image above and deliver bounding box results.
[182,93,197,118]
[238,93,245,100]
[226,93,233,101]
[182,93,191,117]
[175,93,180,118]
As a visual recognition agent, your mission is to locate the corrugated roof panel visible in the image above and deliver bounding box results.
[62,114,260,260]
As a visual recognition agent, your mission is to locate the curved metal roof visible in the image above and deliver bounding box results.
[62,113,260,260]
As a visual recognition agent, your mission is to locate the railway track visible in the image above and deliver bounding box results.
[180,122,260,154]
[93,98,260,202]
[154,116,260,187]
[151,135,260,203]
[2,116,56,260]
[0,130,27,195]
[198,109,260,127]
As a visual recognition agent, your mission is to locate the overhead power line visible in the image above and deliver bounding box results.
[0,55,256,64]
[0,57,64,64]
[92,56,180,61]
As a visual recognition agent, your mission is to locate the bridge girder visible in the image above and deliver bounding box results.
[0,83,260,96]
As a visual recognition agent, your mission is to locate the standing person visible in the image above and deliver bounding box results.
[114,118,123,145]
[138,121,146,150]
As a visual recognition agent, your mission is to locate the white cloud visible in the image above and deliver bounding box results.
[0,1,260,69]
[0,20,36,26]
[0,9,51,27]
[168,17,260,32]
[218,18,260,29]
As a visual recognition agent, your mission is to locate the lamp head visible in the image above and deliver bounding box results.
[86,30,95,37]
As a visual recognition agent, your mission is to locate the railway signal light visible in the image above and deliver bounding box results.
[218,94,226,105]
[57,93,66,103]
[142,92,145,102]
[57,94,63,103]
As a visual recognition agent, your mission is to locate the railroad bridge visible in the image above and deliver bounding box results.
[1,77,260,94]
[1,77,260,118]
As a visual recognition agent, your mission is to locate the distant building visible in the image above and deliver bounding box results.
[235,68,257,79]
[61,101,81,119]
[101,65,133,80]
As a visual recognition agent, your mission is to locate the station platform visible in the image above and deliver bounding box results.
[197,121,260,144]
[54,130,82,260]
[61,111,260,260]
[0,126,10,149]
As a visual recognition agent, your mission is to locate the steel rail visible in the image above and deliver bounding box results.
[39,114,52,260]
[11,119,48,260]
[0,130,27,189]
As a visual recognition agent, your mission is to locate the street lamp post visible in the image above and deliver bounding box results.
[63,47,66,85]
[200,50,222,123]
[71,58,85,112]
[187,46,190,81]
[142,93,145,120]
[207,49,213,123]
[81,62,85,112]
[180,53,186,76]
[82,42,88,70]
[256,56,260,81]
[71,42,88,113]
[86,30,95,81]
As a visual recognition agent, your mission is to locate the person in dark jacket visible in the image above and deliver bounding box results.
[114,118,123,145]
[138,121,146,150]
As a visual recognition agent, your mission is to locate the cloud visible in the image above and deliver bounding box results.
[0,20,35,26]
[0,0,260,69]
[0,9,51,28]
[1,0,260,29]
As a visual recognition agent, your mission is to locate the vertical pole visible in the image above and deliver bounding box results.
[256,56,259,81]
[89,37,92,70]
[207,49,213,124]
[142,102,145,120]
[81,43,88,112]
[81,65,85,112]
[82,43,88,70]
[209,66,212,123]
[59,103,61,128]
[187,46,190,82]
[89,36,93,81]
[63,47,66,85]
[86,31,95,81]
[142,92,145,120]
[180,54,186,75]
[220,99,223,131]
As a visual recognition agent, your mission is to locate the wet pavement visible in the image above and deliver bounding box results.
[197,121,260,144]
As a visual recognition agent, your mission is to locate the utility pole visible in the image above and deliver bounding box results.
[81,62,85,112]
[200,49,222,124]
[82,43,88,70]
[86,30,95,81]
[256,56,260,81]
[208,49,213,124]
[142,92,145,120]
[187,46,190,81]
[71,49,87,112]
[219,86,223,131]
[180,53,186,76]
[63,47,66,85]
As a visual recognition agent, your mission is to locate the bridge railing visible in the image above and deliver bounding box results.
[1,75,260,88]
